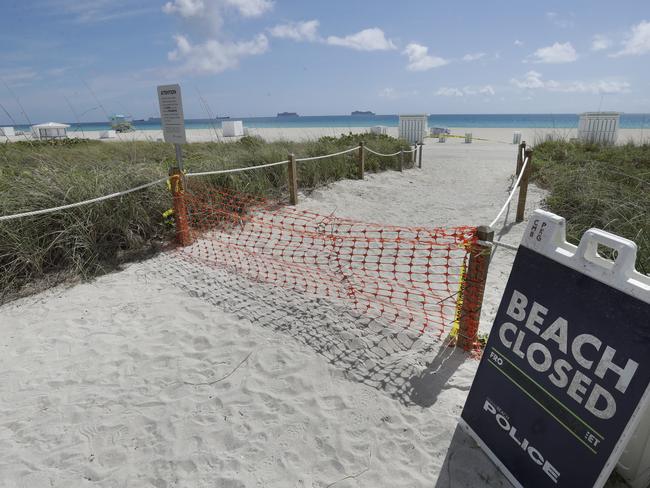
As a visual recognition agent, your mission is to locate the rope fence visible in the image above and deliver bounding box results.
[0,142,417,222]
[1,137,534,353]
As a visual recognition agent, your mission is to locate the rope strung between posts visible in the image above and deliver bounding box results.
[295,146,358,162]
[0,177,168,222]
[364,147,402,157]
[478,239,519,251]
[185,159,289,178]
[488,155,529,229]
[0,142,416,222]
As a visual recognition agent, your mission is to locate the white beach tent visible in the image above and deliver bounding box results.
[0,126,15,138]
[31,122,70,140]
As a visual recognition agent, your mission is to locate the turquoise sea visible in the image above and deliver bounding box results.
[10,113,650,133]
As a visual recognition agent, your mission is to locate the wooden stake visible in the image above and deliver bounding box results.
[357,141,365,179]
[399,149,404,172]
[169,167,191,246]
[515,141,526,176]
[418,142,423,169]
[457,225,494,350]
[516,148,533,223]
[287,153,298,205]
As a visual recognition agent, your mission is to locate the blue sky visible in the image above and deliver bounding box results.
[1,0,649,122]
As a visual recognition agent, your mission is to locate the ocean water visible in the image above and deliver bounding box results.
[10,113,650,132]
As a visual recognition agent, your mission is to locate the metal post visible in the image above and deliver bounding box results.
[287,153,298,205]
[357,141,365,179]
[174,143,184,172]
[457,225,494,350]
[399,149,404,172]
[418,142,423,169]
[516,148,533,223]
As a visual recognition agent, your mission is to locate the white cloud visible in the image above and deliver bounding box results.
[225,0,273,17]
[269,20,319,42]
[514,40,524,47]
[47,0,154,23]
[591,35,612,51]
[436,87,463,97]
[0,68,39,85]
[510,71,630,94]
[378,87,417,99]
[511,70,545,89]
[163,0,273,75]
[436,85,496,97]
[403,43,448,71]
[478,85,495,96]
[163,0,272,18]
[531,42,577,63]
[545,11,574,29]
[612,20,650,57]
[168,33,269,74]
[162,0,204,17]
[326,28,396,51]
[462,52,486,62]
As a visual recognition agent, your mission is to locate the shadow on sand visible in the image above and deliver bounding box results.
[158,253,470,407]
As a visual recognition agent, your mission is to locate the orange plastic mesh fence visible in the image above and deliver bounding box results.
[174,187,479,343]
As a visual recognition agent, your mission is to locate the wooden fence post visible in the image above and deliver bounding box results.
[399,149,404,172]
[357,141,365,179]
[418,142,423,169]
[412,145,417,164]
[457,225,494,350]
[287,153,298,205]
[516,148,533,222]
[169,168,191,246]
[515,141,526,176]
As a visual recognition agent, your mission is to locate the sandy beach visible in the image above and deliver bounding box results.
[0,140,631,487]
[5,126,649,145]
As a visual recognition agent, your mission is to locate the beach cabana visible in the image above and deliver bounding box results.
[222,120,244,137]
[578,112,620,145]
[0,126,15,138]
[399,114,428,144]
[31,122,70,140]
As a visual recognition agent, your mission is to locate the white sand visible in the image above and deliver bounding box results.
[5,126,649,144]
[0,141,629,487]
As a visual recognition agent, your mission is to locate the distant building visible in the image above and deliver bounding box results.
[31,122,70,140]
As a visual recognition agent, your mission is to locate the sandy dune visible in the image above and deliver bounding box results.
[0,140,630,487]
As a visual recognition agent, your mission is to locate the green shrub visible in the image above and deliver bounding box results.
[531,140,650,275]
[0,133,412,301]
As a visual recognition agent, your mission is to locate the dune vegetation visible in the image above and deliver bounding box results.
[531,140,650,275]
[0,133,412,302]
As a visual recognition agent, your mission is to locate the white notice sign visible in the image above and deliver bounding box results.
[157,84,186,144]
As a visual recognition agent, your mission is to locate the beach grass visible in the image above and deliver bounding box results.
[531,140,650,275]
[0,133,412,302]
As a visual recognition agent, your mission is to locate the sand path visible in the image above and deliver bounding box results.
[0,139,628,487]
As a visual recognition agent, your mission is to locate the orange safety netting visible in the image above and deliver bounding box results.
[174,187,479,343]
